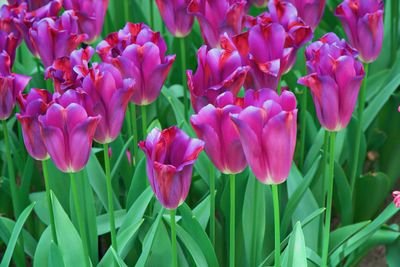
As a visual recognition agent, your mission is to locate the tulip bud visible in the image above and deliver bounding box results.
[393,191,400,208]
[155,0,194,37]
[139,126,204,209]
[0,30,20,65]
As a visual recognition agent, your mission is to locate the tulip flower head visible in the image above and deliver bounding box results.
[393,191,400,208]
[191,91,246,174]
[230,88,297,184]
[187,37,249,113]
[39,89,100,173]
[298,33,365,131]
[285,0,326,30]
[139,126,204,209]
[0,51,31,120]
[155,0,194,37]
[16,88,52,160]
[0,30,20,65]
[335,0,384,63]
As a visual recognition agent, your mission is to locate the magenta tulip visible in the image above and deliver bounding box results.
[63,0,109,43]
[285,0,326,30]
[0,51,31,120]
[16,88,52,160]
[230,88,297,184]
[188,0,247,47]
[0,30,20,65]
[393,191,400,208]
[81,62,135,144]
[7,0,52,11]
[39,90,100,173]
[335,0,384,63]
[187,39,249,113]
[29,10,87,67]
[155,0,194,37]
[191,92,246,174]
[139,126,204,209]
[298,33,365,131]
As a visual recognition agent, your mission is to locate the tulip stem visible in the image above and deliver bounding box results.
[251,178,260,267]
[319,130,330,253]
[2,120,20,218]
[170,209,178,267]
[103,143,118,252]
[179,38,189,120]
[229,174,235,267]
[321,131,336,267]
[69,172,91,267]
[299,87,308,169]
[141,105,147,139]
[150,0,155,29]
[210,167,216,247]
[42,160,57,244]
[130,104,138,166]
[271,184,280,267]
[350,63,369,196]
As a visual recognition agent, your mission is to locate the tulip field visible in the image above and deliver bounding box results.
[1,0,400,266]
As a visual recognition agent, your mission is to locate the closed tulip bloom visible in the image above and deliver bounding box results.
[187,40,249,113]
[155,0,194,37]
[0,30,20,65]
[16,88,52,160]
[139,126,204,209]
[63,0,109,43]
[335,0,384,63]
[191,92,246,174]
[298,33,365,131]
[393,191,400,208]
[81,63,135,143]
[230,88,298,184]
[285,0,326,30]
[39,90,100,173]
[188,0,247,47]
[0,51,31,120]
[29,10,87,67]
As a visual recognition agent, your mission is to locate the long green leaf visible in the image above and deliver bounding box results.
[286,222,307,267]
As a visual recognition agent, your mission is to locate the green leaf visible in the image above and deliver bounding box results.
[333,162,353,225]
[192,195,210,230]
[33,227,52,267]
[110,135,134,180]
[48,242,65,267]
[286,222,307,267]
[97,210,126,236]
[329,221,370,253]
[126,158,147,208]
[0,202,35,267]
[110,247,128,267]
[303,129,324,173]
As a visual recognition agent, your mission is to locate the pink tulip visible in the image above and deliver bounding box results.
[155,0,194,37]
[285,0,326,30]
[230,88,297,184]
[393,191,400,208]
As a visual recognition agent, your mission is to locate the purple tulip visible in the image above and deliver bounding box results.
[16,88,52,160]
[335,0,384,63]
[0,51,31,120]
[7,0,52,11]
[39,89,100,173]
[188,0,247,47]
[191,92,246,174]
[45,46,94,92]
[285,0,326,30]
[139,126,204,209]
[187,38,249,113]
[63,0,109,43]
[81,62,135,144]
[155,0,194,37]
[0,30,20,65]
[230,88,297,184]
[97,23,175,105]
[298,33,365,131]
[29,10,87,67]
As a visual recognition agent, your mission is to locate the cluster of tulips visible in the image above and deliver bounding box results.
[0,0,392,266]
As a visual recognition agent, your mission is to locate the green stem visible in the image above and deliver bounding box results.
[69,172,91,267]
[2,120,20,218]
[130,104,138,166]
[123,0,129,23]
[277,81,282,95]
[42,160,57,244]
[271,184,280,267]
[229,174,235,267]
[209,167,215,247]
[179,38,188,120]
[150,0,154,29]
[251,178,260,267]
[103,143,118,251]
[350,64,369,195]
[141,105,147,139]
[170,209,178,267]
[321,131,337,267]
[319,130,330,253]
[299,87,308,169]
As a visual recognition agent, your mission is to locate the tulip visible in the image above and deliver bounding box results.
[63,0,109,43]
[7,0,53,11]
[0,30,20,65]
[29,10,87,67]
[188,0,247,47]
[38,91,100,173]
[191,91,246,174]
[45,46,94,92]
[16,88,52,160]
[187,40,249,113]
[230,88,297,184]
[0,51,31,120]
[155,0,194,37]
[393,191,400,208]
[81,62,135,143]
[335,0,384,63]
[298,33,365,131]
[285,0,326,30]
[139,126,204,209]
